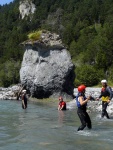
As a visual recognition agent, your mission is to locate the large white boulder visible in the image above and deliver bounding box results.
[20,31,75,98]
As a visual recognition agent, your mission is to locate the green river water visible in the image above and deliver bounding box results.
[0,100,113,150]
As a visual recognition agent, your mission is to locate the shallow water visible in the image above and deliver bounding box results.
[0,100,113,150]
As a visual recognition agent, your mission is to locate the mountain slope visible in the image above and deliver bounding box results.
[0,0,113,86]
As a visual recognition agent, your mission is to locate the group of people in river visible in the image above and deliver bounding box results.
[21,79,113,131]
[58,79,113,131]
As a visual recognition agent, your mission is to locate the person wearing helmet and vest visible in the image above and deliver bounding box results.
[97,79,112,119]
[58,96,66,110]
[76,84,92,131]
[21,90,27,109]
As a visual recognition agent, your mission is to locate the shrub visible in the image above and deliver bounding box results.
[0,60,21,87]
[28,30,42,41]
[75,65,100,86]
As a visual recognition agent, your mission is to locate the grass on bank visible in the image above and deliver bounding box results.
[29,97,71,107]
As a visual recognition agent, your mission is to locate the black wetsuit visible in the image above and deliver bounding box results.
[76,93,92,131]
[22,94,27,109]
[102,101,109,118]
[99,86,112,119]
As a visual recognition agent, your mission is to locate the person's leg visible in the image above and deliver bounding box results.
[22,103,24,109]
[102,101,105,118]
[85,112,92,129]
[104,102,109,119]
[77,109,86,131]
[22,100,25,109]
[24,100,27,109]
[102,102,109,118]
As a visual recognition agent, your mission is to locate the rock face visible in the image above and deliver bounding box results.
[19,0,36,19]
[20,31,75,98]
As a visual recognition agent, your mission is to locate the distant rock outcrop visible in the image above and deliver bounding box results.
[19,0,36,19]
[20,31,75,99]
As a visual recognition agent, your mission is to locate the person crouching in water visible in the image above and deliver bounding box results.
[21,90,27,109]
[76,85,92,131]
[58,96,66,110]
[97,80,112,119]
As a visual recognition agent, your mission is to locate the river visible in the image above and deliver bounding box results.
[0,100,113,150]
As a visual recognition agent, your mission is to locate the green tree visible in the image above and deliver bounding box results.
[0,60,21,87]
[75,65,100,86]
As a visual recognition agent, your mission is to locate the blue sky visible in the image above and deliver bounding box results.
[0,0,14,5]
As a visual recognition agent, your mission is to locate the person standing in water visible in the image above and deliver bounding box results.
[76,85,92,131]
[97,80,113,119]
[58,96,67,110]
[21,90,27,109]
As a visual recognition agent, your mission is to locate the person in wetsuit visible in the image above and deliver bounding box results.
[97,80,112,119]
[21,90,27,109]
[76,85,92,131]
[58,96,66,111]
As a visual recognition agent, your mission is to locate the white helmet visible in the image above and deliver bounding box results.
[22,90,26,93]
[101,79,107,83]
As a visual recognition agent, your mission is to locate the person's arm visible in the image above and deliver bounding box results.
[58,103,61,110]
[79,96,90,106]
[96,91,102,100]
[58,105,64,110]
[98,93,102,99]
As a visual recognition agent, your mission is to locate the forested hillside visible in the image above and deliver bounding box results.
[0,0,113,87]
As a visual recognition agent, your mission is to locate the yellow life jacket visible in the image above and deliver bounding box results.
[101,96,109,102]
[101,86,110,101]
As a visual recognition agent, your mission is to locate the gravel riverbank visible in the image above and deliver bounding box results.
[0,85,21,100]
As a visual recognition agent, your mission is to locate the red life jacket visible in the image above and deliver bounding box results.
[59,101,66,110]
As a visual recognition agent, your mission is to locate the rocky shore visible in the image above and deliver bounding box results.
[0,85,21,100]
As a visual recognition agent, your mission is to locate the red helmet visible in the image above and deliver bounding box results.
[59,96,63,101]
[78,85,86,92]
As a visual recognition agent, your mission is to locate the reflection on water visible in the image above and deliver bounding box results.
[0,100,113,150]
[58,110,65,126]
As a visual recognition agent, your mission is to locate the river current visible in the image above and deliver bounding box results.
[0,100,113,150]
